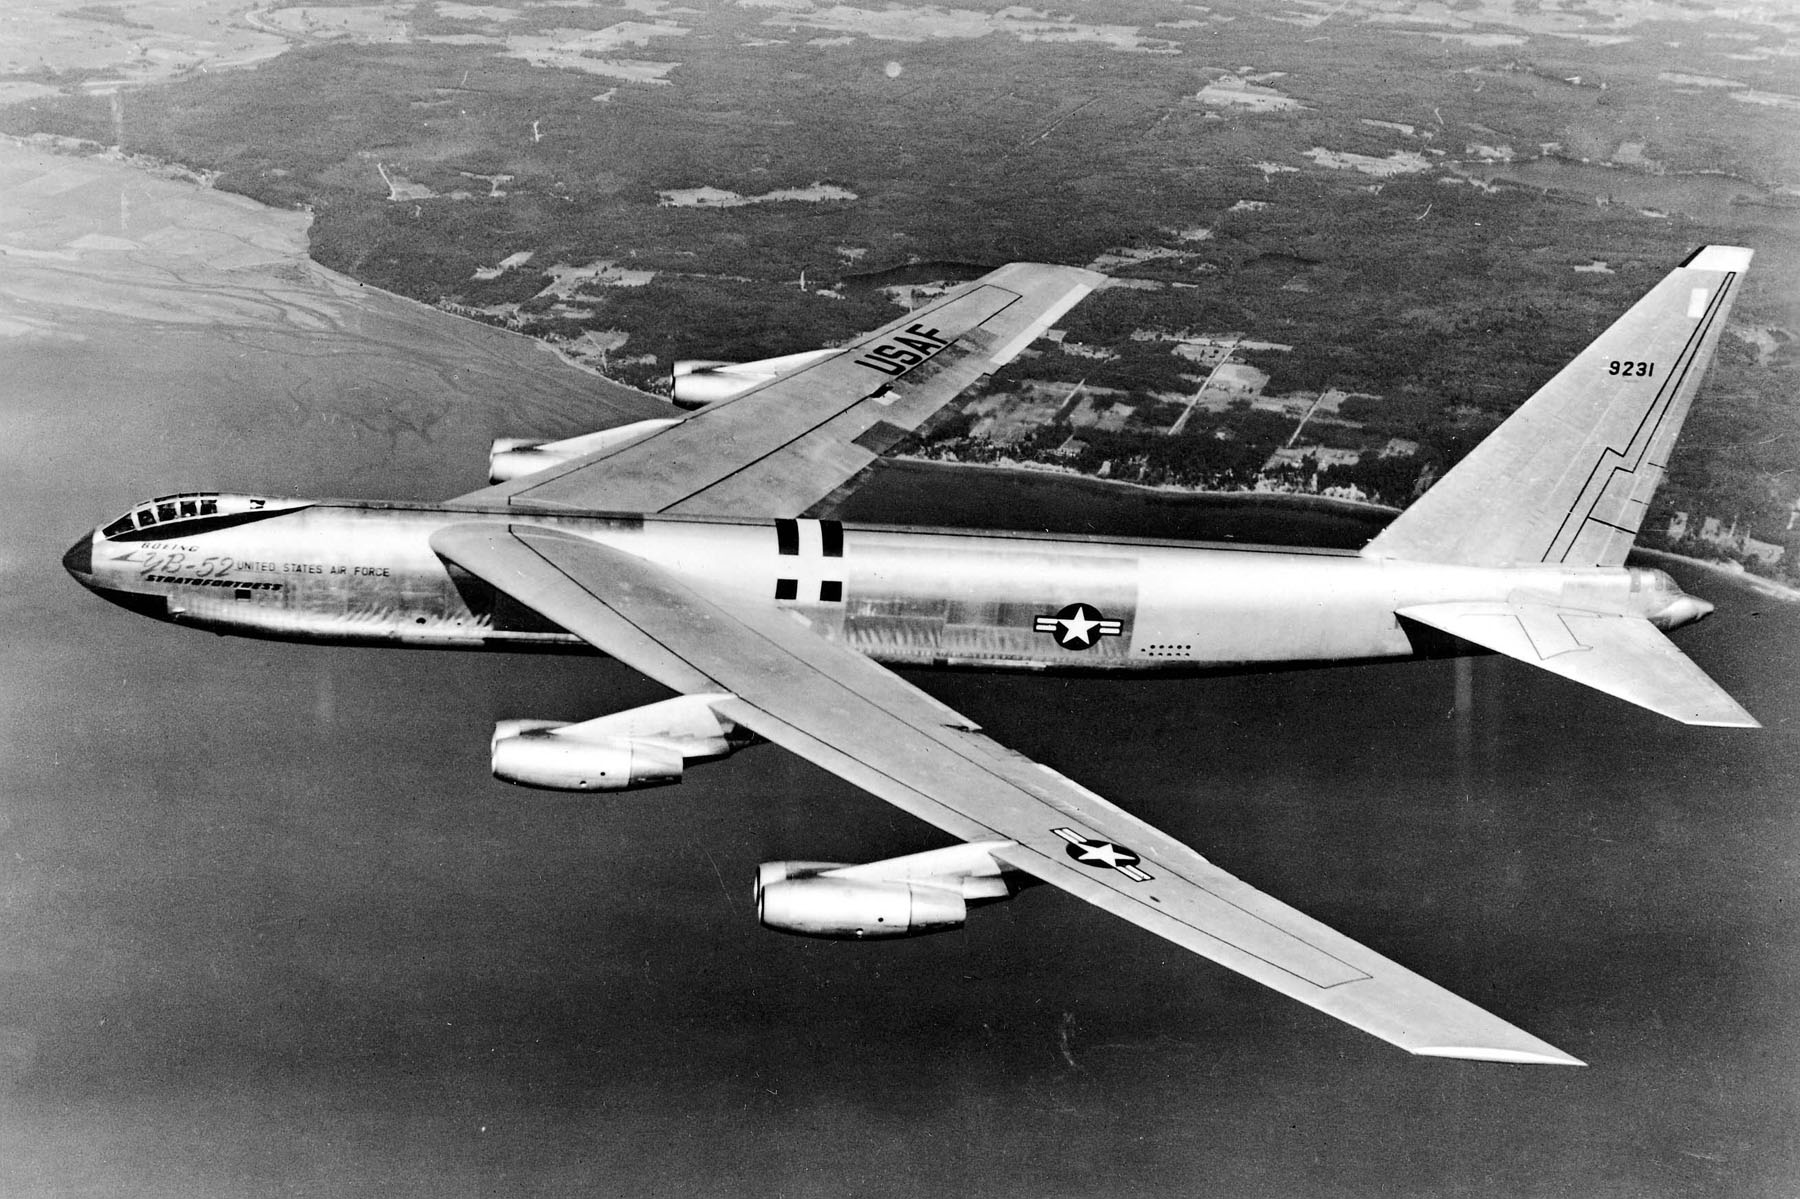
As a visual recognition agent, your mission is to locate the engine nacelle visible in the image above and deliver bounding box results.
[670,369,760,409]
[491,723,683,792]
[754,866,968,939]
[487,440,551,483]
[668,348,841,409]
[671,359,733,377]
[487,417,682,483]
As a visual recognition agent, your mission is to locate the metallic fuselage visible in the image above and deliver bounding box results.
[66,497,1702,672]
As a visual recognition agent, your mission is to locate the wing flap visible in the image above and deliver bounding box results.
[452,263,1102,518]
[434,521,1582,1064]
[1398,601,1758,727]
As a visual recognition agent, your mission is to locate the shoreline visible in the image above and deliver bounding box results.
[889,455,1403,518]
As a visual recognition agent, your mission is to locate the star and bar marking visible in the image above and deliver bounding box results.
[1052,827,1154,882]
[1033,603,1124,650]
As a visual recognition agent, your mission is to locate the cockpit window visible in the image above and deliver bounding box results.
[101,492,242,540]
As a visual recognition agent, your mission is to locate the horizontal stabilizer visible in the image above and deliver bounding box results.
[1397,602,1758,727]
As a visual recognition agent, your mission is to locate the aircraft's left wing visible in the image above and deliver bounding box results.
[431,521,1584,1066]
[452,263,1103,518]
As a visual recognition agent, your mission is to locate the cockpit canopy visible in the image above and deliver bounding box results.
[100,493,283,540]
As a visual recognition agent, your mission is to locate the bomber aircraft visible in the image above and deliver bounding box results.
[65,247,1758,1067]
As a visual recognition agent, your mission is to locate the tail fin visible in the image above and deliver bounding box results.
[1363,246,1752,567]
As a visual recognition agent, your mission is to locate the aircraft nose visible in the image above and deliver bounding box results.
[62,532,94,580]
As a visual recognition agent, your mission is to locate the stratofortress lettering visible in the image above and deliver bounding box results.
[853,323,950,377]
[145,574,283,591]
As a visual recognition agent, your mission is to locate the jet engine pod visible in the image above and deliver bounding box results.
[668,349,840,409]
[671,359,733,377]
[491,724,684,792]
[488,439,552,484]
[670,368,760,409]
[755,872,967,939]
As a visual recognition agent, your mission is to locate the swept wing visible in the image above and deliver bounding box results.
[453,263,1103,517]
[432,521,1583,1066]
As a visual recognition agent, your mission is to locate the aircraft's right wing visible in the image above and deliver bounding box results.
[432,521,1585,1066]
[453,263,1103,518]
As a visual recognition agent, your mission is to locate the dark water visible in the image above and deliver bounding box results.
[6,290,1799,1197]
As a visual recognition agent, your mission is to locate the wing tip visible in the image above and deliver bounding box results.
[1411,1044,1587,1067]
[1680,245,1753,273]
[1688,711,1761,729]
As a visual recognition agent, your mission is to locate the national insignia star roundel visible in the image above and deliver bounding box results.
[1050,827,1155,882]
[1066,838,1140,869]
[1032,603,1124,651]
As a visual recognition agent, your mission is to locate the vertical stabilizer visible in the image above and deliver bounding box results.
[1363,247,1752,567]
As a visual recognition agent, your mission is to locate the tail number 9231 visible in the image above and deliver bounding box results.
[1609,360,1655,377]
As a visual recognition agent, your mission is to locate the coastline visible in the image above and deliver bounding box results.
[889,454,1403,517]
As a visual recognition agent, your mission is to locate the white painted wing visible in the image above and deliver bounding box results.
[454,263,1103,518]
[432,521,1583,1065]
[1397,602,1758,728]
